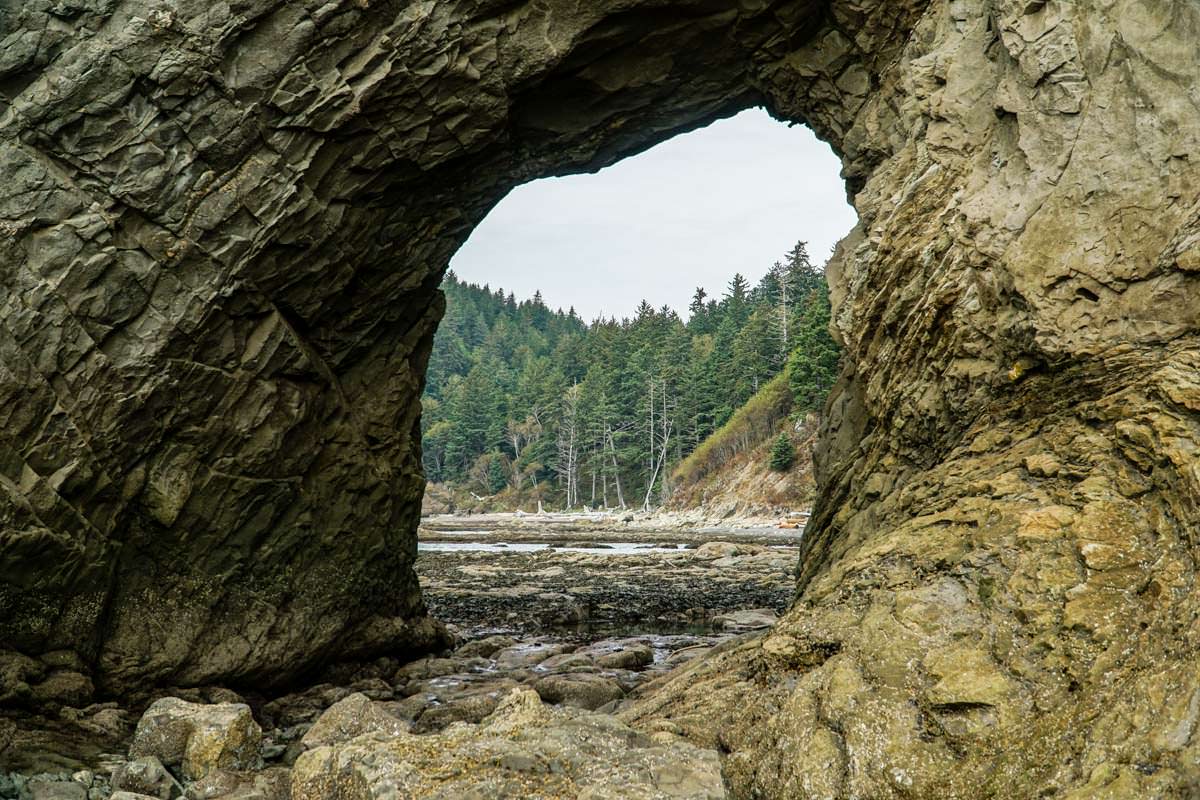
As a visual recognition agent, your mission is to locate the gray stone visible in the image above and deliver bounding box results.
[533,673,625,711]
[711,609,778,632]
[111,756,182,800]
[28,780,86,800]
[452,635,517,660]
[291,689,725,799]
[299,692,407,750]
[129,698,261,781]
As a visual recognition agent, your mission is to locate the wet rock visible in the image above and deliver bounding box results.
[111,756,182,800]
[0,651,44,705]
[418,542,793,635]
[409,688,512,733]
[392,658,462,684]
[28,779,87,800]
[38,653,87,674]
[453,636,517,659]
[711,609,777,632]
[693,542,751,560]
[533,674,625,711]
[292,689,724,799]
[31,672,94,709]
[397,674,523,733]
[492,643,571,670]
[182,767,290,800]
[129,699,262,781]
[578,640,654,670]
[536,653,595,672]
[344,678,393,702]
[299,693,408,750]
[260,685,351,731]
[663,646,713,668]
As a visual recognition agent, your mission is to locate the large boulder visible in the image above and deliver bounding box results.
[128,699,261,781]
[299,692,408,750]
[533,673,626,711]
[292,688,724,799]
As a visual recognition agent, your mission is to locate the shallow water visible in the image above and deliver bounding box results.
[417,541,690,554]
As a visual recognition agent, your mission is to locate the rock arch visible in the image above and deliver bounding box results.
[3,0,1200,795]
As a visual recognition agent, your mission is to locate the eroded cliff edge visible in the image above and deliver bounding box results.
[625,1,1200,796]
[3,0,1200,795]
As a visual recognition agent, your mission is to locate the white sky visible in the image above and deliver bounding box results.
[449,108,858,321]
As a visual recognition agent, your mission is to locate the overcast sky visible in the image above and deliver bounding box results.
[449,108,858,321]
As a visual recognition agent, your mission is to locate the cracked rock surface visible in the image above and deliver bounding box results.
[4,0,1200,796]
[0,0,836,693]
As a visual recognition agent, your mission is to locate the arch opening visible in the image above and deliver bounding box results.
[415,107,855,637]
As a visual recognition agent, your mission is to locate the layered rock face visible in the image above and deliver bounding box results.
[627,1,1200,797]
[0,0,851,694]
[3,0,1200,796]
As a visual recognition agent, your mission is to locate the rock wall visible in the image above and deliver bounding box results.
[0,0,852,695]
[627,1,1200,796]
[4,0,1200,795]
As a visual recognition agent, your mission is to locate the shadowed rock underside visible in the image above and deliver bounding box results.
[3,0,1200,796]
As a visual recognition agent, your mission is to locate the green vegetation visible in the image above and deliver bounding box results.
[671,372,793,487]
[768,432,796,472]
[422,241,839,509]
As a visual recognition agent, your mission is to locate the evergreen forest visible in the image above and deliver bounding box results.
[421,241,839,510]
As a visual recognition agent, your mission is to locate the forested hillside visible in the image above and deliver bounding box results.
[421,242,838,511]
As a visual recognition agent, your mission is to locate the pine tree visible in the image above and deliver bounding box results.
[487,455,508,493]
[788,279,840,412]
[768,432,795,472]
[424,250,840,505]
[688,287,710,333]
[723,273,751,327]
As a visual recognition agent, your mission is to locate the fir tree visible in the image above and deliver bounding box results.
[787,281,840,412]
[768,432,795,472]
[423,253,840,507]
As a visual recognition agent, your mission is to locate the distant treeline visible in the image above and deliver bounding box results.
[421,241,839,509]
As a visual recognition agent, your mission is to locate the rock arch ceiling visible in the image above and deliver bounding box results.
[3,0,1200,795]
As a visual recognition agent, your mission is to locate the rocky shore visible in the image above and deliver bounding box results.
[418,540,796,633]
[1,526,792,798]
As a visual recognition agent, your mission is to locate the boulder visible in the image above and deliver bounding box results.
[409,682,518,734]
[535,653,595,672]
[578,640,654,670]
[292,689,725,799]
[30,672,94,709]
[300,693,408,750]
[111,756,182,800]
[711,609,778,632]
[492,643,571,670]
[181,767,291,800]
[128,699,262,781]
[533,674,625,711]
[452,635,517,659]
